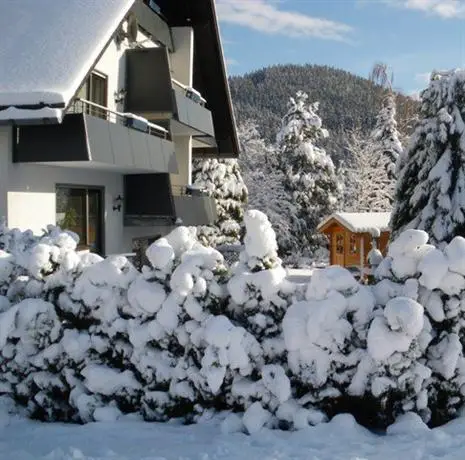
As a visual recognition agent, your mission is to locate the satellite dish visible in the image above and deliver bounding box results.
[126,12,138,44]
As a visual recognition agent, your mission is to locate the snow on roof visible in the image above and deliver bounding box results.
[318,212,391,235]
[0,0,134,114]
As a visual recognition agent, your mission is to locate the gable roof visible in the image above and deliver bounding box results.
[0,0,134,117]
[318,212,391,235]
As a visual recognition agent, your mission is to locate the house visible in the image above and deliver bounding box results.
[0,0,238,255]
[317,212,391,271]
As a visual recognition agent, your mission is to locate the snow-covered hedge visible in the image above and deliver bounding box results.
[2,215,465,431]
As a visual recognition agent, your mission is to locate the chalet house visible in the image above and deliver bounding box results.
[0,0,238,255]
[317,212,391,271]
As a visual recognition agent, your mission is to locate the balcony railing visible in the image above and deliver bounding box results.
[171,184,211,197]
[67,98,170,140]
[171,79,207,107]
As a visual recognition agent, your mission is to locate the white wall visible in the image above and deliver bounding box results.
[170,136,192,187]
[7,168,124,254]
[1,127,175,254]
[93,29,157,113]
[170,27,194,87]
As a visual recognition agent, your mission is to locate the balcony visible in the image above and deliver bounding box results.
[123,174,217,227]
[132,0,173,51]
[172,185,218,226]
[124,47,215,144]
[14,99,178,174]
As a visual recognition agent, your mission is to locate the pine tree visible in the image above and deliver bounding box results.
[192,159,248,247]
[371,94,403,182]
[391,69,465,245]
[277,91,341,254]
[237,121,298,257]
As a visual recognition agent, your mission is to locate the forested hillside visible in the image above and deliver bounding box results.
[229,64,417,156]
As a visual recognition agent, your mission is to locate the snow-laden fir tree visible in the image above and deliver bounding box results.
[192,159,248,247]
[277,91,341,254]
[227,210,295,427]
[342,127,395,212]
[228,210,289,344]
[237,121,298,256]
[391,69,465,246]
[371,93,403,182]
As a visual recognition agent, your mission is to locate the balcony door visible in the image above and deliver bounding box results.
[56,186,104,254]
[75,71,108,118]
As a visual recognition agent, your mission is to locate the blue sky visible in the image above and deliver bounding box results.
[216,0,465,96]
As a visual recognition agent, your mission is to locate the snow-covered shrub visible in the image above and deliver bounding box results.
[283,266,376,423]
[372,230,465,426]
[0,299,68,420]
[225,211,296,426]
[3,214,465,431]
[363,296,432,427]
[130,227,264,422]
[228,210,291,342]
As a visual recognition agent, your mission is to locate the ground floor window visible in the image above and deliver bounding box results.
[56,186,104,253]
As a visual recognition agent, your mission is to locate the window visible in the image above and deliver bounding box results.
[350,235,358,254]
[75,71,108,118]
[56,186,103,253]
[336,234,344,254]
[88,72,108,107]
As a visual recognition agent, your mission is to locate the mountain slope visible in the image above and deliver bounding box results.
[229,64,417,150]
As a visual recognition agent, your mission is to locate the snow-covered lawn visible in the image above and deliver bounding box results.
[2,411,465,460]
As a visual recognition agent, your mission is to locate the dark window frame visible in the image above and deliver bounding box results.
[87,71,108,108]
[55,184,105,255]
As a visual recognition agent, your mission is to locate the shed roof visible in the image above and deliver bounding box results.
[0,0,134,118]
[318,212,391,235]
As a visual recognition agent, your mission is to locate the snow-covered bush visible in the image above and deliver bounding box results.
[283,265,377,425]
[372,230,465,426]
[225,211,295,427]
[2,214,465,431]
[228,211,291,344]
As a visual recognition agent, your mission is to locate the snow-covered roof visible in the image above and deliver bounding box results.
[318,212,391,234]
[0,0,134,119]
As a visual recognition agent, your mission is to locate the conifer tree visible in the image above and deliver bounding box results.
[277,91,340,254]
[237,121,297,256]
[391,69,465,245]
[371,94,403,181]
[192,159,248,247]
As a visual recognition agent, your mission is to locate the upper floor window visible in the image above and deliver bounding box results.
[75,71,108,118]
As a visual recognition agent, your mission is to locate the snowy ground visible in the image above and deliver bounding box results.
[2,411,465,460]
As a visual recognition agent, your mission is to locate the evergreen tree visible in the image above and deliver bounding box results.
[277,91,341,254]
[391,69,465,245]
[371,94,403,181]
[192,159,248,247]
[237,121,298,257]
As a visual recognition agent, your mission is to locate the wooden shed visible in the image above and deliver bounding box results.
[317,212,391,271]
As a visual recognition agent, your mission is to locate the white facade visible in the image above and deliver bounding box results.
[0,19,195,255]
